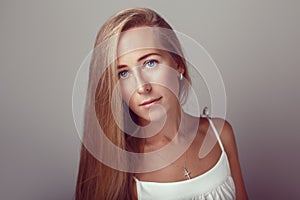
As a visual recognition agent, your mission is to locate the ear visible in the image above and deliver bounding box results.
[177,64,185,75]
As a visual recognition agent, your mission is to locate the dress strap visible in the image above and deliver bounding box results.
[201,107,225,152]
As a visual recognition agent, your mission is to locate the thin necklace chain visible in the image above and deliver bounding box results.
[157,150,191,180]
[153,107,210,180]
[183,151,191,179]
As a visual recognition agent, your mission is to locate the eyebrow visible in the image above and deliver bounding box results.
[117,52,162,70]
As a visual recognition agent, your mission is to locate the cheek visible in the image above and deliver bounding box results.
[120,80,135,105]
[149,67,180,95]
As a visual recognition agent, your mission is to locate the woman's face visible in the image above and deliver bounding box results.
[117,27,184,123]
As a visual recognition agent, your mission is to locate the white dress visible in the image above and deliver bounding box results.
[134,116,236,200]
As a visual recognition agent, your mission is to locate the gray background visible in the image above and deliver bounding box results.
[1,0,299,199]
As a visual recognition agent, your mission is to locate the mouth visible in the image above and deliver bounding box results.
[139,97,162,108]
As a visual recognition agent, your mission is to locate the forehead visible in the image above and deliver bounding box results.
[117,26,165,57]
[117,48,166,66]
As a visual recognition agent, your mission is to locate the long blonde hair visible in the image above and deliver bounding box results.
[76,7,190,200]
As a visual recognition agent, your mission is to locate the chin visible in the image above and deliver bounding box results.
[135,106,167,125]
[148,105,168,123]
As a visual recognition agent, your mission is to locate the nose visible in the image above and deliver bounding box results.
[133,68,152,94]
[137,82,152,94]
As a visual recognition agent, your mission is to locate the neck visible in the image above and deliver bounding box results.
[142,107,184,152]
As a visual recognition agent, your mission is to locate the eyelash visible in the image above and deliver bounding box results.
[118,59,159,79]
[144,59,158,68]
[118,70,129,79]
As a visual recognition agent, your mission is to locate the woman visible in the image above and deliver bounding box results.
[75,7,248,200]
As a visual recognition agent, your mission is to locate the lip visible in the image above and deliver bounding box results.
[139,97,162,108]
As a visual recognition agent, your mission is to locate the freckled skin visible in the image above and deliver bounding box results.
[117,28,183,122]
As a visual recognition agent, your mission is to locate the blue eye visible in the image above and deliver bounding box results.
[145,60,158,68]
[118,70,129,79]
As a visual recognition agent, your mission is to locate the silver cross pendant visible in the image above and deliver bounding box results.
[183,167,191,179]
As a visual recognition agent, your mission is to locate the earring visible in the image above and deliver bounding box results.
[179,73,183,81]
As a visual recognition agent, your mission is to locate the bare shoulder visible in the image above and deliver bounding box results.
[211,118,236,155]
[197,117,236,156]
[197,117,233,137]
